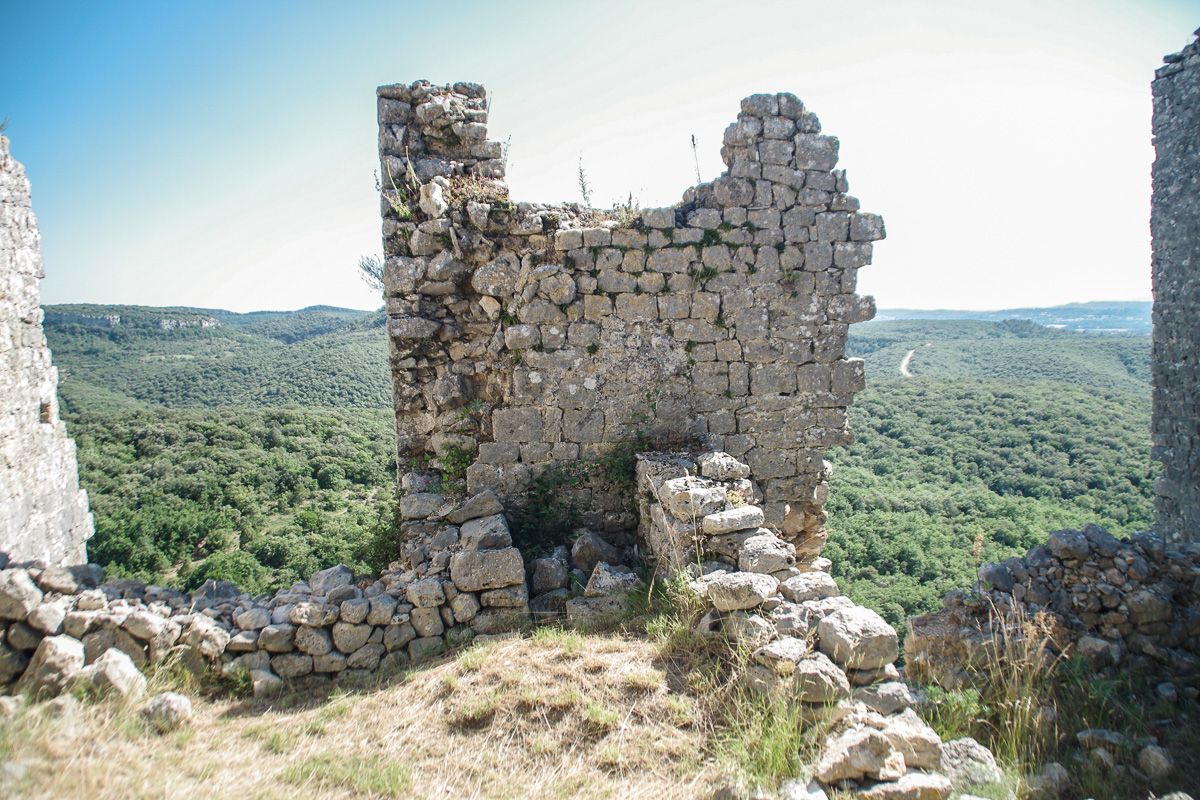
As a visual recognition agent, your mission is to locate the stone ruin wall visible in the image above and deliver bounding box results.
[0,135,93,566]
[377,81,882,560]
[1151,30,1200,545]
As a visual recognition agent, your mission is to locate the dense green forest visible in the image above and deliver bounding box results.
[71,406,397,594]
[825,379,1153,628]
[44,304,1155,623]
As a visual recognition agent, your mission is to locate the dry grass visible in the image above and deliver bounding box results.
[0,633,728,800]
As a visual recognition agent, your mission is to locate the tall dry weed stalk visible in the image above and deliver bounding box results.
[972,599,1066,768]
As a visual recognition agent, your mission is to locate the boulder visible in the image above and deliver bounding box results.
[226,630,259,652]
[332,622,372,653]
[793,652,850,703]
[35,566,80,595]
[141,692,193,732]
[251,669,284,697]
[295,625,333,655]
[706,572,779,611]
[661,476,728,521]
[339,598,370,624]
[570,531,621,575]
[1138,744,1173,780]
[856,773,953,800]
[695,451,752,480]
[367,594,399,625]
[1046,529,1089,561]
[181,616,229,662]
[480,584,528,608]
[270,653,313,678]
[723,611,776,649]
[530,555,569,594]
[780,572,840,603]
[753,636,810,675]
[565,595,628,627]
[450,592,481,623]
[815,727,905,784]
[384,622,417,651]
[26,601,68,635]
[122,610,167,642]
[450,547,525,592]
[0,569,43,621]
[290,602,339,627]
[446,490,504,524]
[347,643,385,671]
[459,514,512,549]
[778,778,829,800]
[234,606,270,631]
[309,565,354,596]
[817,606,899,670]
[584,562,643,597]
[738,533,797,574]
[880,709,942,770]
[312,652,348,673]
[406,577,446,608]
[408,636,445,663]
[701,506,765,535]
[77,648,147,699]
[854,682,913,716]
[14,634,85,698]
[258,623,296,652]
[939,737,1003,789]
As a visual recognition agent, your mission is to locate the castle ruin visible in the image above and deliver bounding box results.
[377,82,882,561]
[1151,30,1200,545]
[0,135,93,566]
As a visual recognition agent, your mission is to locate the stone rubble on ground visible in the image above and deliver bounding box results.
[639,451,973,799]
[0,486,534,697]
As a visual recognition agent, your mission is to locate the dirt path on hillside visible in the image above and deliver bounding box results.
[899,349,915,377]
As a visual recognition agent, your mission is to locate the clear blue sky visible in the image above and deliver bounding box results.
[3,0,1197,312]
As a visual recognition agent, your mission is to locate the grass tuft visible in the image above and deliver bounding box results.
[282,753,412,796]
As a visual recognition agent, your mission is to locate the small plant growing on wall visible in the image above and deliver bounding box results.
[577,156,593,207]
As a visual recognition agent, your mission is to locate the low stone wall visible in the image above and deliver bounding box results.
[907,525,1200,688]
[0,488,539,697]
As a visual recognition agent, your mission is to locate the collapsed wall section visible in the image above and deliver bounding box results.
[1151,31,1200,545]
[377,81,882,559]
[0,136,93,566]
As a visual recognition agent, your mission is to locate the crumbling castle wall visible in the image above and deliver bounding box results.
[1151,30,1200,545]
[0,136,93,566]
[376,81,882,560]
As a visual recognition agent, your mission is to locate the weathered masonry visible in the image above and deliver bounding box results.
[0,135,93,565]
[377,82,883,561]
[1151,30,1200,545]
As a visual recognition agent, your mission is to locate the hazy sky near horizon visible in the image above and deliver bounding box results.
[3,0,1196,312]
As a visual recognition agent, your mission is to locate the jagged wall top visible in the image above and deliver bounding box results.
[377,81,884,557]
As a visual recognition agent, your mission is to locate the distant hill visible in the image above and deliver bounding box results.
[43,303,389,411]
[848,318,1150,394]
[875,300,1152,335]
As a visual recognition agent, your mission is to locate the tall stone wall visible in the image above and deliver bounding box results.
[0,135,93,566]
[377,82,882,560]
[1151,31,1200,545]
